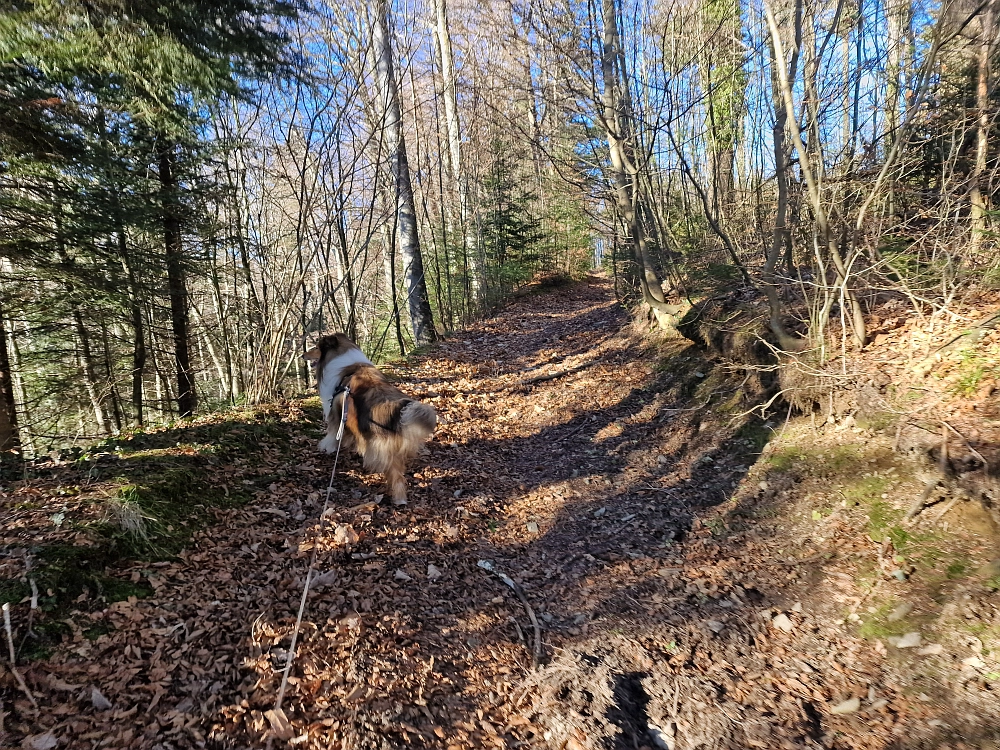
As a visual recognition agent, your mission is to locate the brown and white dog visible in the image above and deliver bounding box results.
[304,333,437,504]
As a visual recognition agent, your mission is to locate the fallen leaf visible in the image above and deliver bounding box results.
[265,708,294,740]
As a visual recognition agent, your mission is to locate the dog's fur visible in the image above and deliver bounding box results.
[304,333,436,503]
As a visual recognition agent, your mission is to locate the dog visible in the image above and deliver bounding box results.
[304,333,437,504]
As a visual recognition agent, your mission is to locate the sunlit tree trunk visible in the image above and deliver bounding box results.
[969,0,997,251]
[373,0,438,345]
[600,0,682,328]
[158,145,198,417]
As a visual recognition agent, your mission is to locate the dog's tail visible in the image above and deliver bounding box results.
[399,400,437,444]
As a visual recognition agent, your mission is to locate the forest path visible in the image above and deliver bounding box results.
[11,276,981,750]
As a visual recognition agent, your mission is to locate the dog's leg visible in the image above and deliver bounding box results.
[385,457,408,505]
[318,430,338,453]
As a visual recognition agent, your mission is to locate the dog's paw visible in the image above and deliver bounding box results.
[318,434,338,453]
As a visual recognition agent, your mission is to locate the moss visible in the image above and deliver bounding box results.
[767,447,802,472]
[734,420,772,454]
[855,411,898,432]
[866,498,903,543]
[5,405,302,627]
[858,610,910,639]
[0,579,31,607]
[950,349,996,397]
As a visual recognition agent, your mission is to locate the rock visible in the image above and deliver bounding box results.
[394,569,412,582]
[648,723,676,750]
[891,569,908,581]
[889,632,921,648]
[917,643,943,656]
[706,619,726,634]
[593,507,607,518]
[962,656,986,669]
[887,602,912,622]
[91,686,112,710]
[427,564,442,580]
[527,521,540,533]
[791,601,802,613]
[771,613,794,633]
[830,697,860,715]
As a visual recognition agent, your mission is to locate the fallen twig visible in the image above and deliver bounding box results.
[478,560,542,669]
[520,361,593,385]
[942,421,989,474]
[905,479,940,522]
[932,494,963,524]
[2,603,37,708]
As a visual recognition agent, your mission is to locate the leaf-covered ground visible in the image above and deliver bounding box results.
[2,276,999,749]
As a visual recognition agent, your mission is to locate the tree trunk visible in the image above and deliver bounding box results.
[969,1,996,251]
[0,302,21,460]
[600,0,683,328]
[702,0,745,217]
[373,0,438,345]
[763,8,802,350]
[72,311,109,436]
[158,145,197,417]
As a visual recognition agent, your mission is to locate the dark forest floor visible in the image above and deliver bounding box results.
[3,275,999,750]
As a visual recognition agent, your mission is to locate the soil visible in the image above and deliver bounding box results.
[2,276,999,750]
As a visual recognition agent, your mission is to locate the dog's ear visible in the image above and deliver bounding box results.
[303,346,322,361]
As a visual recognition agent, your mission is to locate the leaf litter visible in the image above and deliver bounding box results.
[1,276,998,749]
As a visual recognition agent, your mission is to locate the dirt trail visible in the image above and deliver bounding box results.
[6,277,999,749]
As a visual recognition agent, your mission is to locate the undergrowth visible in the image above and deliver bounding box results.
[1,404,312,657]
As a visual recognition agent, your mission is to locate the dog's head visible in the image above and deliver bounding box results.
[304,333,360,368]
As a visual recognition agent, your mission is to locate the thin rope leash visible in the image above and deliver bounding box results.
[267,387,350,741]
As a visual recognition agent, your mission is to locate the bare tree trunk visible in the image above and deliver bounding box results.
[0,301,21,460]
[600,0,683,328]
[884,0,912,221]
[765,0,866,347]
[73,315,109,436]
[435,0,484,303]
[969,0,996,251]
[763,1,803,350]
[373,0,438,345]
[158,145,197,417]
[99,318,123,433]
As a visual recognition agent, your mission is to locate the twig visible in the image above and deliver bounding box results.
[2,604,37,708]
[932,494,962,524]
[520,361,593,385]
[478,560,542,669]
[905,479,940,522]
[942,421,989,474]
[939,422,949,476]
[508,616,527,650]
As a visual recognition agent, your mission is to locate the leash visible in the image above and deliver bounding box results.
[266,386,350,743]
